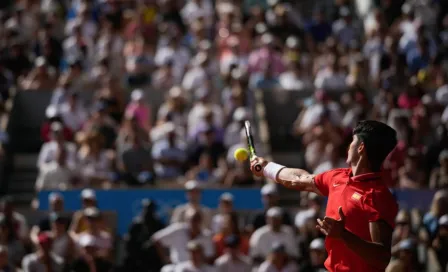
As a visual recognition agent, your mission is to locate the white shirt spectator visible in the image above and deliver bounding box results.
[279,72,309,91]
[436,85,448,106]
[155,46,191,83]
[314,68,347,92]
[174,260,216,272]
[77,151,111,182]
[182,66,208,93]
[171,204,212,229]
[294,208,317,230]
[249,225,299,259]
[151,138,187,179]
[63,36,94,69]
[313,160,347,174]
[180,0,214,28]
[332,19,359,46]
[65,19,98,39]
[35,162,73,190]
[22,253,64,272]
[152,223,214,264]
[257,260,299,272]
[188,104,224,137]
[10,212,29,241]
[299,102,343,131]
[76,231,112,253]
[37,142,77,170]
[60,103,88,131]
[215,253,252,272]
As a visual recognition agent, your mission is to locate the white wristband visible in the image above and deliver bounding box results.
[263,162,286,181]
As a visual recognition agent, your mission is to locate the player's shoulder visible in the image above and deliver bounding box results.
[318,168,351,179]
[363,186,398,211]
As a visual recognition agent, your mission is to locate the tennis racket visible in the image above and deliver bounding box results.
[244,121,262,172]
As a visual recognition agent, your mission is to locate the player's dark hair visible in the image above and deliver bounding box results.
[353,120,397,171]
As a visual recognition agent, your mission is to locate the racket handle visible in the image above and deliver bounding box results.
[254,164,262,172]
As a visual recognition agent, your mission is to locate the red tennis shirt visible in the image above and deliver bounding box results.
[314,168,398,272]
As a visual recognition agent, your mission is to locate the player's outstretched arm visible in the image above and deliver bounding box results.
[250,157,322,195]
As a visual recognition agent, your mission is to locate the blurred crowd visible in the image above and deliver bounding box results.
[0,0,447,271]
[0,184,446,272]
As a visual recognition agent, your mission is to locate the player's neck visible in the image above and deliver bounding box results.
[351,160,372,176]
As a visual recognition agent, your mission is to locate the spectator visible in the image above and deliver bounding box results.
[70,189,101,235]
[186,151,224,185]
[157,86,188,129]
[74,207,113,259]
[0,197,28,241]
[431,214,448,270]
[117,114,150,155]
[215,234,252,272]
[173,241,215,272]
[299,238,327,272]
[257,242,299,272]
[22,233,64,272]
[32,193,65,235]
[0,215,25,267]
[19,56,56,90]
[294,192,323,234]
[386,239,422,272]
[171,180,212,228]
[37,122,77,170]
[423,190,448,240]
[151,125,187,180]
[69,234,113,272]
[429,150,448,189]
[119,133,154,186]
[59,92,88,133]
[124,199,165,272]
[35,143,76,191]
[251,184,292,230]
[77,131,112,187]
[392,210,416,247]
[213,212,249,257]
[0,246,15,272]
[152,208,214,265]
[95,76,125,124]
[41,106,74,143]
[124,89,151,132]
[211,193,234,234]
[398,148,426,189]
[313,143,346,174]
[249,207,299,264]
[47,213,75,263]
[81,102,118,150]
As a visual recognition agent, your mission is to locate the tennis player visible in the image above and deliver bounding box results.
[250,120,399,272]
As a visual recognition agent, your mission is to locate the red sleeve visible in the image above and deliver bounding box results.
[41,123,50,142]
[314,170,335,196]
[364,190,398,229]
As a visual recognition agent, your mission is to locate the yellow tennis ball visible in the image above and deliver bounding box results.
[234,148,249,162]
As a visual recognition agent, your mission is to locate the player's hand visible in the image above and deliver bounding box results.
[316,206,346,239]
[250,157,268,177]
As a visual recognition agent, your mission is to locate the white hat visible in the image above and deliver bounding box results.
[439,214,448,226]
[310,238,325,250]
[35,56,47,67]
[49,192,63,202]
[46,105,59,119]
[261,33,274,45]
[169,86,183,98]
[220,193,234,202]
[233,107,250,121]
[81,189,96,199]
[79,234,97,248]
[266,207,282,218]
[261,183,278,195]
[131,89,144,101]
[185,180,200,191]
[286,36,299,49]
